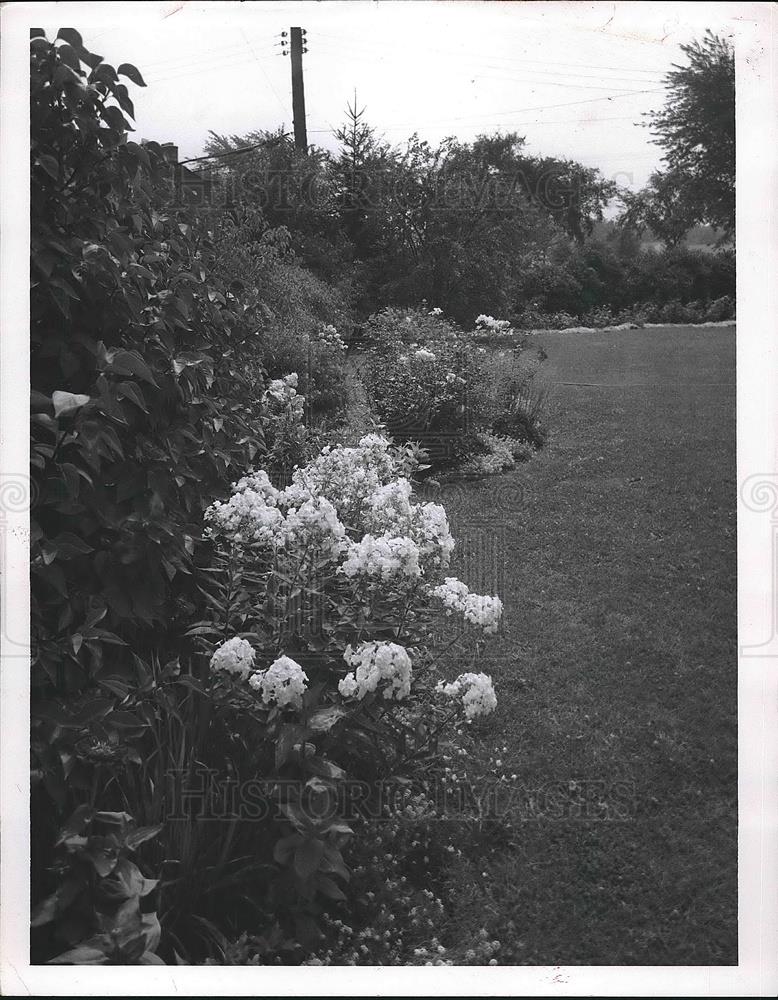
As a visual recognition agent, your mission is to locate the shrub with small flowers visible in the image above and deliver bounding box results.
[358,306,547,471]
[184,431,505,954]
[360,315,490,468]
[314,323,348,353]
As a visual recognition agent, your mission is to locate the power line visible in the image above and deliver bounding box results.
[138,40,257,73]
[310,30,666,77]
[147,49,277,85]
[314,89,664,132]
[311,38,663,87]
[306,113,646,135]
[310,43,657,92]
[240,26,291,121]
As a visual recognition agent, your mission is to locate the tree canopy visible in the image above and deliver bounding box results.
[634,31,735,241]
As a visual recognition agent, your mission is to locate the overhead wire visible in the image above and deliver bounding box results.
[309,30,666,77]
[309,46,658,92]
[306,89,664,132]
[239,26,291,122]
[309,37,663,88]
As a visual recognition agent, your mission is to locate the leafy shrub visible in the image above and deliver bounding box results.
[512,242,735,322]
[359,308,547,468]
[703,295,735,321]
[360,338,489,468]
[477,344,548,450]
[512,293,735,330]
[260,323,349,422]
[30,30,270,690]
[33,436,506,963]
[208,210,353,421]
[256,259,354,420]
[361,306,462,350]
[459,432,535,477]
[29,30,312,963]
[31,807,163,965]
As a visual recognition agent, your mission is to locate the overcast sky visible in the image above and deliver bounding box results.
[30,1,742,193]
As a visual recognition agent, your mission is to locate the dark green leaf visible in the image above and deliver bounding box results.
[117,62,147,87]
[293,837,325,881]
[125,824,163,851]
[316,875,347,901]
[56,43,82,73]
[56,27,83,47]
[116,381,148,412]
[36,154,59,181]
[307,705,347,733]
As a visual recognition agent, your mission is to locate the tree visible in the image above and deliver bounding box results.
[619,168,698,248]
[645,31,735,236]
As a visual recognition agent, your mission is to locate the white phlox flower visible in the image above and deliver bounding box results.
[340,533,422,582]
[362,480,454,571]
[475,315,512,333]
[276,495,346,556]
[210,637,256,681]
[431,577,503,633]
[338,641,413,701]
[262,372,303,410]
[436,671,497,719]
[249,654,308,709]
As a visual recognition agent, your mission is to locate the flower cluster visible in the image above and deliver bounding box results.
[275,495,346,556]
[205,469,283,546]
[431,577,503,634]
[314,324,347,352]
[475,314,513,333]
[209,637,256,681]
[413,348,436,361]
[340,534,421,582]
[249,655,308,709]
[362,479,454,572]
[288,434,399,522]
[339,641,413,701]
[204,437,399,554]
[262,372,304,415]
[207,438,455,590]
[437,672,497,719]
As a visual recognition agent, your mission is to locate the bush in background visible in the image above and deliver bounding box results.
[358,308,547,469]
[359,310,488,467]
[511,242,735,324]
[209,209,353,422]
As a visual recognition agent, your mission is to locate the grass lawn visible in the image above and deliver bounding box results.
[430,325,737,964]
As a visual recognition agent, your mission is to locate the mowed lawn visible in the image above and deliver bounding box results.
[437,326,737,965]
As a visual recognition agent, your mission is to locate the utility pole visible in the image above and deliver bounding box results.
[289,27,308,152]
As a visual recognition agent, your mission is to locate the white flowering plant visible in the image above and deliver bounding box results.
[184,433,505,924]
[360,333,490,469]
[361,305,462,349]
